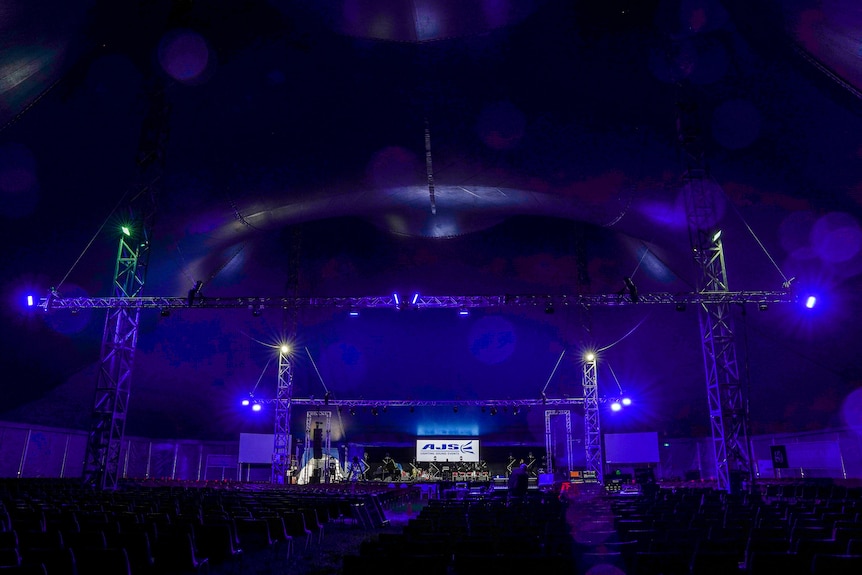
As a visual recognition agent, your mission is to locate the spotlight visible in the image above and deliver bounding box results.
[621,397,632,406]
[349,408,356,416]
[393,293,401,309]
[610,401,622,412]
[241,399,250,406]
[512,407,519,415]
[711,229,722,243]
[805,296,817,309]
[758,303,768,311]
[252,404,262,412]
[348,308,360,317]
[26,295,34,307]
[280,344,290,354]
[490,407,498,416]
[371,407,378,416]
[458,308,469,316]
[411,292,420,305]
[585,352,596,362]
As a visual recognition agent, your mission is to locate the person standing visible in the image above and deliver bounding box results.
[508,463,529,498]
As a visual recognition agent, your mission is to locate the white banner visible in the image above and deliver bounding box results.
[416,438,479,462]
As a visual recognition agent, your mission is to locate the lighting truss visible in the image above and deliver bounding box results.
[35,290,796,311]
[251,398,586,408]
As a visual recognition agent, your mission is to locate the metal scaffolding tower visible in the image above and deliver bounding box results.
[271,347,293,484]
[544,410,573,476]
[81,86,169,490]
[583,354,602,485]
[678,100,751,492]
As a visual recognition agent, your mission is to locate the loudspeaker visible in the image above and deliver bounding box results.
[313,427,323,459]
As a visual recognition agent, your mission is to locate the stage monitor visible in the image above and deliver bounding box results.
[416,438,479,462]
[604,432,659,464]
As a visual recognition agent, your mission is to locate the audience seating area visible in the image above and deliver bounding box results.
[3,478,862,574]
[0,478,406,574]
[570,483,862,575]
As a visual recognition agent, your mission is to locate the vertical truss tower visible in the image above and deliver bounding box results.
[544,410,573,476]
[678,100,750,492]
[82,85,170,489]
[271,349,293,484]
[583,354,602,485]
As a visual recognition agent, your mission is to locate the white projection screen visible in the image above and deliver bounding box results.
[238,433,274,464]
[604,432,660,464]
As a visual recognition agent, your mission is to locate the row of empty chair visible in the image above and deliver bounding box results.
[572,484,862,574]
[0,478,404,574]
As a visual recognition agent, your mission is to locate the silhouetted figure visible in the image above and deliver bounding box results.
[508,463,529,498]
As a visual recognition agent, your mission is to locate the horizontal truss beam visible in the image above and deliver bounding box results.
[252,398,586,407]
[36,290,796,311]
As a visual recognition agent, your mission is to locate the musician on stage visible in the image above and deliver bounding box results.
[383,453,398,481]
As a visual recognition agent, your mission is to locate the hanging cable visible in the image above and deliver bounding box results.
[305,347,345,439]
[540,349,566,397]
[597,314,651,353]
[248,356,273,397]
[605,361,625,394]
[726,199,790,285]
[56,187,134,291]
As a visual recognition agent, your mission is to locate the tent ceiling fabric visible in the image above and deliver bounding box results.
[1,0,861,443]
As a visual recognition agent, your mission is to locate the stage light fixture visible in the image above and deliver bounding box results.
[621,397,632,406]
[758,303,768,311]
[490,407,498,415]
[585,352,596,362]
[348,308,359,317]
[252,403,262,412]
[160,308,170,317]
[711,229,722,243]
[241,399,250,406]
[121,226,131,237]
[458,308,469,316]
[26,295,34,307]
[349,408,356,416]
[610,401,622,412]
[371,407,378,416]
[805,296,817,309]
[411,292,420,305]
[675,303,686,312]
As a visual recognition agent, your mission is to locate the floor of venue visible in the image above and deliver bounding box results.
[2,479,862,574]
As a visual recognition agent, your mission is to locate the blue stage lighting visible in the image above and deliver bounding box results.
[610,401,622,412]
[805,295,817,309]
[252,403,262,412]
[621,397,632,406]
[241,399,250,406]
[26,295,34,307]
